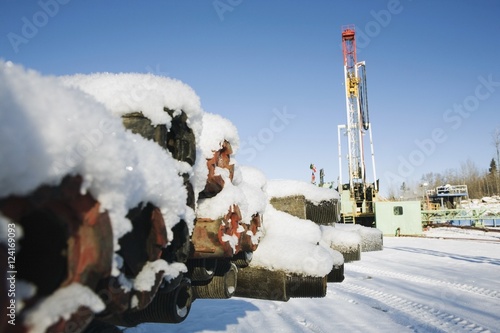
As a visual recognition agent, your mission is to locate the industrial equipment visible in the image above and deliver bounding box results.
[337,25,378,226]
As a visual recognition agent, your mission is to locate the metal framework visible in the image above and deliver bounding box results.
[341,25,363,188]
[337,25,378,226]
[339,25,376,191]
[421,185,500,227]
[427,185,469,198]
[421,208,500,227]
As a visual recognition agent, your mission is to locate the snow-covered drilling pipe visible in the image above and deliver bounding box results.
[0,64,347,333]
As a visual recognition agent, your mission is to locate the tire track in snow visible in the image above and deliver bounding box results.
[269,302,328,333]
[335,282,493,333]
[347,264,500,299]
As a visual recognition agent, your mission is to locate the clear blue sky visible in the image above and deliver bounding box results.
[1,0,499,196]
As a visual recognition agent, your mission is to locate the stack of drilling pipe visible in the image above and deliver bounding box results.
[0,110,200,333]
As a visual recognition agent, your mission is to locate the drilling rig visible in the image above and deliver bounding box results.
[337,25,378,226]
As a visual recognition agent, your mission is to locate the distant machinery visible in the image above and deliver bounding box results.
[426,184,469,209]
[421,185,499,227]
[337,25,378,226]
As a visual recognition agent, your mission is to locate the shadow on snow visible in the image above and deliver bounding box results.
[124,298,261,333]
[387,246,500,266]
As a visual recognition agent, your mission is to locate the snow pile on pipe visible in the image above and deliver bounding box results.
[197,112,240,160]
[0,61,194,255]
[236,166,268,224]
[133,260,187,292]
[239,165,267,190]
[24,283,105,333]
[60,72,203,134]
[266,179,339,204]
[61,71,208,210]
[251,205,340,277]
[320,225,362,253]
[334,223,383,251]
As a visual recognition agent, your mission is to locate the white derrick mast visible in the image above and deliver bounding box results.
[338,25,378,225]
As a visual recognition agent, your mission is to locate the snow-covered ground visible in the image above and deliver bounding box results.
[128,229,500,333]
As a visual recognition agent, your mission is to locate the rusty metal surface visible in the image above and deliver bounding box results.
[102,204,170,315]
[45,306,94,333]
[0,175,114,333]
[239,214,261,252]
[199,140,234,199]
[119,204,168,276]
[192,217,221,255]
[132,271,166,311]
[191,204,257,259]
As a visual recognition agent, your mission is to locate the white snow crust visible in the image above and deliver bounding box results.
[198,112,239,159]
[196,169,246,221]
[320,225,362,253]
[334,223,383,251]
[24,283,104,333]
[236,166,268,226]
[250,205,340,276]
[60,72,204,135]
[266,179,339,204]
[133,260,187,293]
